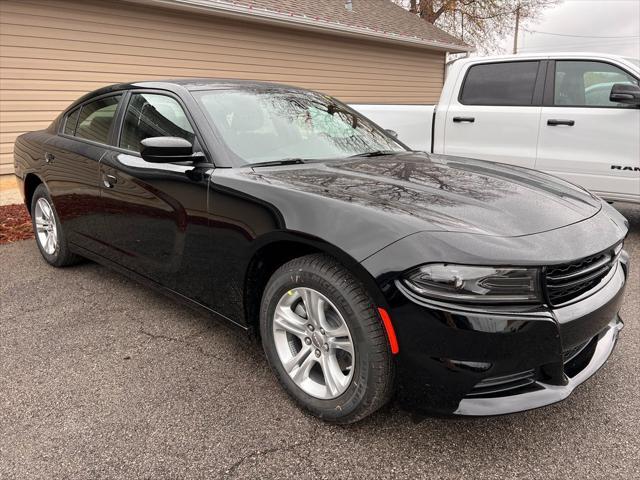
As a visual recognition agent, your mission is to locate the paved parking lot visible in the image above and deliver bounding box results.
[1,204,639,480]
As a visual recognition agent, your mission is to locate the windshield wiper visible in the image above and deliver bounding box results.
[348,150,398,158]
[250,158,307,168]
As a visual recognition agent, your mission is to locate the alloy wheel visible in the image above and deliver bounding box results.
[272,287,355,399]
[34,197,58,255]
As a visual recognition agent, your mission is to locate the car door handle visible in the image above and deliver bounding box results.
[453,117,475,123]
[547,119,575,126]
[44,152,55,163]
[102,174,118,188]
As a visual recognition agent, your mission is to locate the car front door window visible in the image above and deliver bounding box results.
[119,93,195,153]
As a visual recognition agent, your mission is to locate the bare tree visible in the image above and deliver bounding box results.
[394,0,559,54]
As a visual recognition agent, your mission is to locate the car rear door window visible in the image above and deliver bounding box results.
[75,95,122,144]
[460,61,540,106]
[554,60,639,107]
[119,93,195,153]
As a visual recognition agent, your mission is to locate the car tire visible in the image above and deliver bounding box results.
[260,253,394,423]
[31,184,81,267]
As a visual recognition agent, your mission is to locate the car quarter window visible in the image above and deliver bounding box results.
[554,60,639,107]
[119,93,195,153]
[63,107,80,136]
[460,61,540,106]
[74,95,122,144]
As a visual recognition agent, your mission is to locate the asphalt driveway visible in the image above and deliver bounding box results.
[1,204,639,480]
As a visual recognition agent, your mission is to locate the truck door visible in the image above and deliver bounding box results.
[440,60,545,168]
[536,60,640,200]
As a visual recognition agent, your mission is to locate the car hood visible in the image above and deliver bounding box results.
[251,152,602,237]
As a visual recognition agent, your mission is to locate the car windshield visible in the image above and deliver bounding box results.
[193,89,406,165]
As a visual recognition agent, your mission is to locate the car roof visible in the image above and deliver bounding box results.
[66,78,317,112]
[136,78,310,91]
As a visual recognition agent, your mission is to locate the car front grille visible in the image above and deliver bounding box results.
[544,244,620,307]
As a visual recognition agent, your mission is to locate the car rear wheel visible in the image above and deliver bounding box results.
[31,184,81,267]
[260,254,394,423]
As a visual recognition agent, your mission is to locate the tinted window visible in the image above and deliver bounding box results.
[460,61,539,106]
[75,95,121,144]
[554,61,638,107]
[193,90,404,164]
[120,93,195,152]
[63,108,80,135]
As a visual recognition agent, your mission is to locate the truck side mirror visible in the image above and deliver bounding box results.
[609,83,640,106]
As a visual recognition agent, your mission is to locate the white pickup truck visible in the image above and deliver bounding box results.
[353,53,640,204]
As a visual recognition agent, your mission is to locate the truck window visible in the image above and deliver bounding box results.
[554,61,639,107]
[459,61,539,106]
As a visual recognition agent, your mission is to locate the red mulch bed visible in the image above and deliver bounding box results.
[0,204,34,244]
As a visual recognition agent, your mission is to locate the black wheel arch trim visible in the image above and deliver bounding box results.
[246,230,390,310]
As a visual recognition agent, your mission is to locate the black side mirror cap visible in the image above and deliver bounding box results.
[140,137,203,163]
[609,83,640,106]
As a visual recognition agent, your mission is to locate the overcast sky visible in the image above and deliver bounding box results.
[500,0,640,58]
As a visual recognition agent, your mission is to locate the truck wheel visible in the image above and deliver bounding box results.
[260,254,394,423]
[31,184,81,267]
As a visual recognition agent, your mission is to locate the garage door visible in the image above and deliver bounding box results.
[0,0,446,175]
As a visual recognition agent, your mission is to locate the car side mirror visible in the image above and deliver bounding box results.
[385,129,398,138]
[609,83,640,106]
[140,137,203,163]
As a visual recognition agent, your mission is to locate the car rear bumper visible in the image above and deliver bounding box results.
[388,256,628,416]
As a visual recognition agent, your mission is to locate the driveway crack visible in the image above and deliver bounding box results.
[221,423,320,479]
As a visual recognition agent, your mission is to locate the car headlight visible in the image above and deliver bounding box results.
[401,264,542,304]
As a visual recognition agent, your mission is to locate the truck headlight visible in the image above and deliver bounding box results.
[401,264,542,304]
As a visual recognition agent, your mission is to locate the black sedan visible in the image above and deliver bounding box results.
[14,80,629,423]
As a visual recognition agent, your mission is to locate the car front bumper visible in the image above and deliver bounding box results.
[454,316,622,415]
[386,256,628,416]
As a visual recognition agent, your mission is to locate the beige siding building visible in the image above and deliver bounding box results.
[0,0,468,176]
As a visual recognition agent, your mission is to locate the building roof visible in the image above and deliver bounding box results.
[129,0,471,52]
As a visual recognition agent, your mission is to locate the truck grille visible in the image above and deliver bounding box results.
[544,244,620,307]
